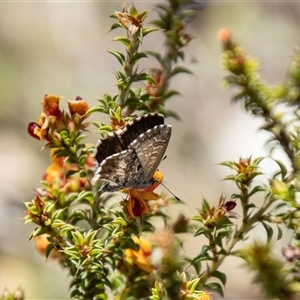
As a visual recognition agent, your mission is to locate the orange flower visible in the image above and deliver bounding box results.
[124,235,153,273]
[49,148,65,165]
[67,96,89,117]
[199,291,212,300]
[43,163,64,183]
[35,234,60,259]
[218,28,232,43]
[27,113,50,140]
[126,189,150,218]
[124,171,163,218]
[41,94,62,117]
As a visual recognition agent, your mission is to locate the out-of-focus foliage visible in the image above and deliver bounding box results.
[3,1,300,300]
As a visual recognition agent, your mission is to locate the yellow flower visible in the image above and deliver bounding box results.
[199,291,212,300]
[41,94,62,117]
[67,96,90,118]
[43,163,64,183]
[124,235,153,273]
[28,112,50,140]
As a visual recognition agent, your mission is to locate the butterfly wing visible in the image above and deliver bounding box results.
[95,149,146,192]
[93,114,171,192]
[95,113,164,165]
[129,124,172,182]
[121,113,164,146]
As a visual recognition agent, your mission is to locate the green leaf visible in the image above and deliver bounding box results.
[114,36,131,47]
[98,125,113,133]
[128,5,138,16]
[273,158,288,180]
[78,191,95,204]
[245,203,257,210]
[75,134,86,145]
[231,193,243,200]
[162,89,181,100]
[194,226,208,237]
[124,97,140,110]
[185,257,202,275]
[211,270,227,285]
[262,221,274,241]
[277,225,283,240]
[142,27,160,37]
[248,185,265,197]
[78,154,87,167]
[205,282,224,296]
[132,52,148,63]
[186,278,200,293]
[219,160,236,169]
[87,106,108,115]
[145,50,162,63]
[200,245,212,259]
[69,209,89,224]
[72,231,84,246]
[170,66,193,77]
[201,198,211,211]
[107,50,125,66]
[65,169,79,178]
[109,22,122,32]
[45,243,56,259]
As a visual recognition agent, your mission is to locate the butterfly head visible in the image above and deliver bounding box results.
[145,170,163,192]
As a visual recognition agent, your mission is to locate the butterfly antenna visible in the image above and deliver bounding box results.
[160,182,181,201]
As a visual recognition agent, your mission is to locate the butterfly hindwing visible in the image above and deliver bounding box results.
[96,149,146,192]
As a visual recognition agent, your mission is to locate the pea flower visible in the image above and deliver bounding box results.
[124,235,153,273]
[41,94,62,117]
[123,170,163,219]
[35,234,60,259]
[27,113,50,140]
[67,96,90,118]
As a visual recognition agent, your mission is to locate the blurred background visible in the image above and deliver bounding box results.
[1,1,300,299]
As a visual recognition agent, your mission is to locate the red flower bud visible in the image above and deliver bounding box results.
[27,122,41,140]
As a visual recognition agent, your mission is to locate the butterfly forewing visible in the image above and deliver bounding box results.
[95,113,164,165]
[120,113,164,147]
[129,124,172,182]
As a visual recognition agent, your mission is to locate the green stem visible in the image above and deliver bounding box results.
[118,33,140,117]
[200,193,274,285]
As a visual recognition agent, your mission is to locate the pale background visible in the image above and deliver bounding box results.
[1,1,299,299]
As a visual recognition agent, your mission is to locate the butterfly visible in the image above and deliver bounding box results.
[93,113,172,192]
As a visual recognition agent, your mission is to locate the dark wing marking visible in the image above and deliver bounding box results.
[95,113,164,165]
[120,113,164,146]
